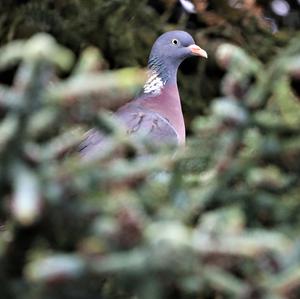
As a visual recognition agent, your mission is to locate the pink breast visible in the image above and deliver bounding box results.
[138,85,186,145]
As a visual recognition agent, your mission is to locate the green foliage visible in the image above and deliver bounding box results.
[0,1,300,299]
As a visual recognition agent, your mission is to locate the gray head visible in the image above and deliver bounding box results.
[149,31,207,66]
[141,31,207,96]
[147,31,207,85]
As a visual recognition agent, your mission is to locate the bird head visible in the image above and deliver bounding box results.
[143,31,207,96]
[149,30,207,68]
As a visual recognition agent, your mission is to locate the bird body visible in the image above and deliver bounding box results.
[80,31,207,156]
[132,84,184,144]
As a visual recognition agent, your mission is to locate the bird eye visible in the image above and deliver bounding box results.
[172,39,179,46]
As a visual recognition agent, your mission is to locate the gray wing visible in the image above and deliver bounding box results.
[116,103,179,146]
[78,128,106,156]
[79,103,178,158]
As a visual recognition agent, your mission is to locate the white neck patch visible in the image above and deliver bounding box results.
[143,70,166,96]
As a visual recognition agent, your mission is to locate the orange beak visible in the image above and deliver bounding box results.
[188,44,208,58]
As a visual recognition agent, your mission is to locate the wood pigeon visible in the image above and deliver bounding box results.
[80,30,207,157]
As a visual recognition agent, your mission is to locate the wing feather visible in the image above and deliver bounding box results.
[79,103,178,157]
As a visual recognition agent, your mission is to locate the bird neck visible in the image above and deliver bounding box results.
[136,55,185,144]
[142,55,178,97]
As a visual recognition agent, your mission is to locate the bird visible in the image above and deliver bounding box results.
[80,30,207,157]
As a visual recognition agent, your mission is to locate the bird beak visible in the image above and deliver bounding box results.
[188,44,208,58]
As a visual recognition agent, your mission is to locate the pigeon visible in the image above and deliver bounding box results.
[80,30,207,157]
